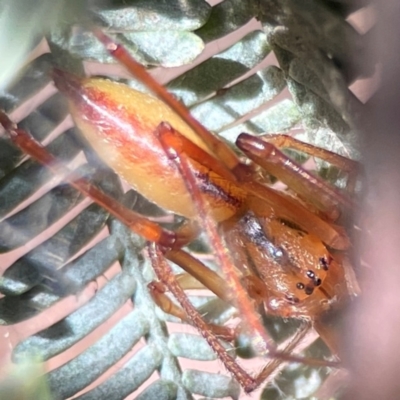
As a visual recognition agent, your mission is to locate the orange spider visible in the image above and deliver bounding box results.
[0,30,360,393]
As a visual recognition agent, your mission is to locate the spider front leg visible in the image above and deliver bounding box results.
[262,134,358,174]
[262,134,359,193]
[236,133,355,218]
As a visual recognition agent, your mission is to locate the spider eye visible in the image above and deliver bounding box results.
[305,286,314,295]
[319,257,330,271]
[306,270,315,279]
[296,282,305,290]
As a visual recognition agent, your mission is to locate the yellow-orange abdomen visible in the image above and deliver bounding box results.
[55,73,245,221]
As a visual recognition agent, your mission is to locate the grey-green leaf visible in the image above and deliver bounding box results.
[168,30,271,105]
[196,0,257,43]
[183,370,241,399]
[93,0,211,32]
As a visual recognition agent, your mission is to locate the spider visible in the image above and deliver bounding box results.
[0,29,360,395]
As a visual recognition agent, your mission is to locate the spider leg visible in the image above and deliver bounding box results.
[254,322,314,386]
[236,133,355,218]
[260,134,359,194]
[261,134,357,173]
